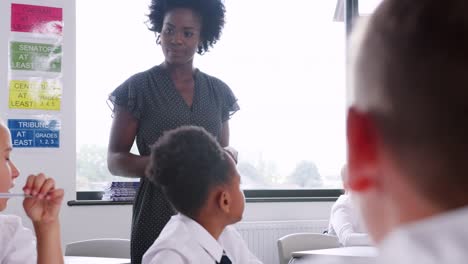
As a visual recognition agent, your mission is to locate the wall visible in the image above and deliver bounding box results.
[1,0,77,247]
[60,202,333,245]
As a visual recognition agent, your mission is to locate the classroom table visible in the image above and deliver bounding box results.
[290,246,378,264]
[64,256,130,264]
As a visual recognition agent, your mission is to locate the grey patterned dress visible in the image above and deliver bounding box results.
[108,65,239,264]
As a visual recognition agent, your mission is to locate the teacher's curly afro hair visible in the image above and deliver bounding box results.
[148,0,226,54]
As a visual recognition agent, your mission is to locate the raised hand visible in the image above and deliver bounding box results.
[22,173,64,224]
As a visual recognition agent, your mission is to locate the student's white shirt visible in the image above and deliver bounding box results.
[0,214,36,264]
[377,205,468,264]
[142,213,263,264]
[328,194,371,246]
[312,206,468,264]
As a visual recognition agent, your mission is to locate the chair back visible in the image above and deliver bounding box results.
[65,238,130,259]
[277,233,340,264]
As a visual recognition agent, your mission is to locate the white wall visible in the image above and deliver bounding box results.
[1,0,77,248]
[58,202,334,245]
[8,198,333,247]
[1,0,334,249]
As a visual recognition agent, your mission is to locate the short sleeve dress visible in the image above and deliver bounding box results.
[108,65,239,264]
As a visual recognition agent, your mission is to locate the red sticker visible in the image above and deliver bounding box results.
[11,4,63,35]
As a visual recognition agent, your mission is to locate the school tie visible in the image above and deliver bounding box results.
[216,251,232,264]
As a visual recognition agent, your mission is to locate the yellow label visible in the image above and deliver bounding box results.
[9,80,62,110]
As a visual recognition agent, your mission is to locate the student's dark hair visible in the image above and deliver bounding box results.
[148,0,225,54]
[355,0,468,209]
[146,126,231,217]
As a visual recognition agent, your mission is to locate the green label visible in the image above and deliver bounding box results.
[10,42,62,72]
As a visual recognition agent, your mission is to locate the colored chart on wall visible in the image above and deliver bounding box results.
[11,3,63,35]
[10,41,62,72]
[8,118,60,148]
[9,79,62,110]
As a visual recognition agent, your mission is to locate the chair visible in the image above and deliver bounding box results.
[65,238,130,259]
[277,233,340,264]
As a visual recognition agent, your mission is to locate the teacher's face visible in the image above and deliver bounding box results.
[160,8,202,65]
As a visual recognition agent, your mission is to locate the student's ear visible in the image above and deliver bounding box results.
[217,189,232,214]
[346,107,379,192]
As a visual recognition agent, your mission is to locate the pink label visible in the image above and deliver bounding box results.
[11,4,63,35]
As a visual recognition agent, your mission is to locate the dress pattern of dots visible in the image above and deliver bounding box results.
[109,65,239,264]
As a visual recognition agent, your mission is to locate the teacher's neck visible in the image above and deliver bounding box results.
[162,61,195,78]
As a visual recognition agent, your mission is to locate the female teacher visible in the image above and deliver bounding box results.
[106,0,238,263]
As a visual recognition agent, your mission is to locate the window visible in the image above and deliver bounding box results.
[76,0,348,195]
[359,0,381,16]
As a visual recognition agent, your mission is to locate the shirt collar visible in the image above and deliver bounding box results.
[178,213,224,262]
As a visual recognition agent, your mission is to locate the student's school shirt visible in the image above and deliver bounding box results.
[377,205,468,264]
[328,194,371,246]
[0,215,36,264]
[142,214,263,264]
[306,205,468,264]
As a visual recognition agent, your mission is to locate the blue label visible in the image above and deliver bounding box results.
[8,119,60,148]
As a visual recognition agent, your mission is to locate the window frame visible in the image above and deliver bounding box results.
[71,0,359,205]
[70,189,343,205]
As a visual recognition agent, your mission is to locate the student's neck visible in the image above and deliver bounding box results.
[193,214,227,240]
[162,61,194,80]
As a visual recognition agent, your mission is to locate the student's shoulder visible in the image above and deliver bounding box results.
[143,249,186,264]
[332,194,351,210]
[145,219,193,262]
[0,214,34,248]
[0,214,25,233]
[0,215,36,264]
[154,216,193,247]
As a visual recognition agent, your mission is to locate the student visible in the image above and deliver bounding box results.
[0,119,64,264]
[142,126,261,264]
[345,0,468,263]
[327,165,371,246]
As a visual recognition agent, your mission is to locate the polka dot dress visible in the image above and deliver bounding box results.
[109,65,239,264]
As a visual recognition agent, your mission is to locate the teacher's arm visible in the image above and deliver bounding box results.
[220,121,238,163]
[220,120,230,147]
[107,105,149,178]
